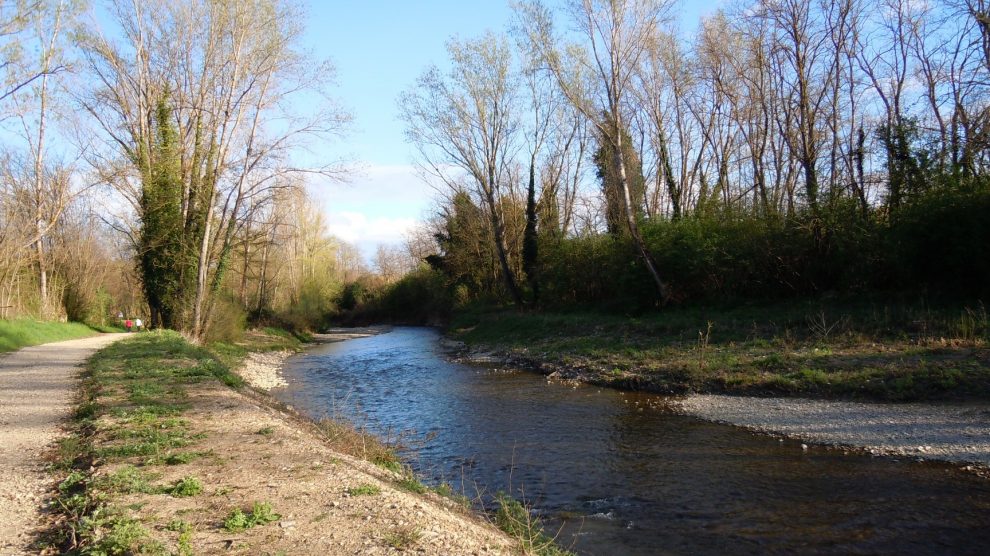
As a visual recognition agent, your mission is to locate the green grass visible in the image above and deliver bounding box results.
[396,476,427,494]
[0,319,99,353]
[450,299,990,401]
[43,330,247,553]
[346,484,381,496]
[209,326,308,370]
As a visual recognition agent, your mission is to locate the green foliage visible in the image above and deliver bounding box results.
[0,319,97,353]
[592,115,646,236]
[493,492,573,556]
[397,476,427,494]
[166,477,203,497]
[336,266,453,325]
[345,484,381,496]
[523,163,540,303]
[223,502,281,532]
[138,95,196,330]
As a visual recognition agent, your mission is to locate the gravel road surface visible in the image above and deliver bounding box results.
[0,334,127,555]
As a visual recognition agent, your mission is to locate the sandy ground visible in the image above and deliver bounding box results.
[0,333,128,555]
[118,380,516,554]
[678,394,990,470]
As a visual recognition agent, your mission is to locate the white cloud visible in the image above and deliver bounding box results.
[326,211,418,246]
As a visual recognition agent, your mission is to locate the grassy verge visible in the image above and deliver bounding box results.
[449,298,990,401]
[0,319,101,353]
[44,330,246,554]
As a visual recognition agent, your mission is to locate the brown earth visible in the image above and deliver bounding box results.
[98,379,517,554]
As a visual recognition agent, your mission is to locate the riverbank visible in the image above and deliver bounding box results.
[234,327,387,391]
[446,302,990,472]
[449,301,990,401]
[43,330,516,554]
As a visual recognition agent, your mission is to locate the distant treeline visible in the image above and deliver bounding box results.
[342,0,990,321]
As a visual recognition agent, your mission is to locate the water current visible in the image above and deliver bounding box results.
[274,327,990,555]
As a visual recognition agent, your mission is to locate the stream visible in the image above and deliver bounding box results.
[274,327,990,555]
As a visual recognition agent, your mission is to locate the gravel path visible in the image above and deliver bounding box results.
[0,334,127,554]
[678,394,990,469]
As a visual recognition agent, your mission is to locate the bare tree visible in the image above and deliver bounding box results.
[516,0,674,303]
[399,32,526,306]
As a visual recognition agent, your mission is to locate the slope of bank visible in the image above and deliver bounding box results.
[44,331,516,555]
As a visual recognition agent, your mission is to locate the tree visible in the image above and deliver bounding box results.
[516,0,674,304]
[78,0,348,338]
[399,32,526,306]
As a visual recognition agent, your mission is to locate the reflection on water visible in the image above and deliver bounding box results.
[275,327,990,555]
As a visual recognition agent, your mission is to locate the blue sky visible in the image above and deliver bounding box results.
[304,1,721,258]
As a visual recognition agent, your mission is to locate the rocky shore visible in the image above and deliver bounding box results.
[237,327,387,391]
[677,394,990,473]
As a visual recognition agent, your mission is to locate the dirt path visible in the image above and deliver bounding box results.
[0,334,127,554]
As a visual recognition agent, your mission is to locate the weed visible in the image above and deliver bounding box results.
[493,492,573,556]
[346,484,382,496]
[100,465,159,494]
[397,476,427,494]
[166,519,191,533]
[383,526,422,549]
[166,477,203,497]
[160,452,198,465]
[223,501,281,532]
[256,426,275,436]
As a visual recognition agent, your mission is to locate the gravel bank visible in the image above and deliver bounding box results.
[0,333,128,555]
[235,327,387,391]
[678,394,990,470]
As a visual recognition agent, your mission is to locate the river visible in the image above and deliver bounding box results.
[274,327,990,555]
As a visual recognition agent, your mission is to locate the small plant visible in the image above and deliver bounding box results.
[434,482,471,508]
[383,526,422,549]
[807,311,845,342]
[223,501,281,532]
[697,321,713,372]
[493,492,573,556]
[397,476,427,494]
[162,452,198,465]
[167,476,203,497]
[346,484,381,496]
[374,455,403,473]
[256,426,275,436]
[101,465,159,494]
[166,519,191,533]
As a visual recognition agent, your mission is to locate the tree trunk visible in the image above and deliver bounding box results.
[486,187,524,307]
[614,120,670,305]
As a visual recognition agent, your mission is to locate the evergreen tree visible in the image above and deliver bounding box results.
[523,163,539,304]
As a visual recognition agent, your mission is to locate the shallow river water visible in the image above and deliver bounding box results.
[275,327,990,555]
